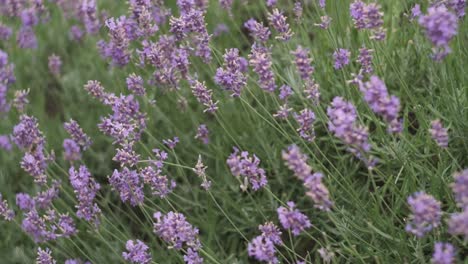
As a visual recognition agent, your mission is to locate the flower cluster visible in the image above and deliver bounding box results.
[126,74,146,96]
[227,148,267,191]
[37,247,56,264]
[193,155,211,190]
[277,201,311,236]
[190,79,218,113]
[63,119,92,161]
[327,97,375,168]
[293,108,316,142]
[431,242,456,264]
[248,222,282,264]
[69,165,101,225]
[0,49,15,114]
[109,167,144,206]
[122,239,152,264]
[0,193,14,221]
[405,191,441,237]
[359,76,402,133]
[249,44,276,93]
[215,48,248,97]
[267,9,293,41]
[282,145,333,211]
[244,19,271,43]
[195,124,209,144]
[448,169,468,240]
[429,119,449,148]
[419,6,458,61]
[153,211,203,263]
[333,49,350,70]
[48,54,62,76]
[349,1,386,40]
[140,148,176,198]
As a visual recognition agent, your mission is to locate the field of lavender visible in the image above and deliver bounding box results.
[0,0,467,263]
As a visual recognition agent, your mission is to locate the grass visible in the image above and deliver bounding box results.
[0,0,467,263]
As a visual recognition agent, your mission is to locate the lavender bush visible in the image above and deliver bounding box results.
[0,0,467,263]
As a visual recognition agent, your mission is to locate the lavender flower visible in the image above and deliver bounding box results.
[80,0,100,35]
[12,115,44,149]
[122,240,152,264]
[291,46,314,80]
[267,9,293,41]
[140,165,176,198]
[17,26,38,49]
[69,166,101,225]
[193,155,211,190]
[126,74,145,96]
[36,247,56,264]
[20,145,50,184]
[227,148,267,191]
[293,108,316,142]
[448,210,468,239]
[431,242,456,264]
[63,139,81,161]
[190,79,218,113]
[13,89,30,112]
[48,54,62,76]
[333,49,351,70]
[213,23,229,36]
[153,211,202,251]
[350,1,386,40]
[248,235,278,263]
[405,192,442,237]
[315,15,332,29]
[102,17,131,66]
[109,167,144,206]
[411,4,422,20]
[293,2,303,21]
[0,193,15,221]
[64,119,92,150]
[248,222,282,264]
[114,144,140,167]
[249,44,276,92]
[273,104,292,120]
[357,47,373,74]
[277,201,311,235]
[304,173,333,211]
[195,124,209,144]
[429,119,449,148]
[215,48,247,97]
[359,76,402,133]
[184,247,203,264]
[244,19,270,43]
[419,6,458,61]
[219,0,233,13]
[327,97,375,167]
[279,85,293,101]
[163,137,179,149]
[452,169,468,209]
[16,192,35,211]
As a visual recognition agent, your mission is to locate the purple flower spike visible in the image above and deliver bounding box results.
[36,247,56,264]
[419,6,458,61]
[359,76,401,133]
[432,242,456,264]
[248,222,282,264]
[227,148,267,191]
[215,48,247,97]
[249,44,276,93]
[291,46,314,80]
[267,9,293,41]
[48,54,62,76]
[123,239,152,264]
[429,119,449,148]
[277,201,311,236]
[333,49,350,70]
[452,169,468,209]
[405,191,441,237]
[190,79,218,113]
